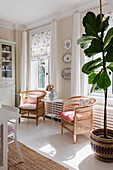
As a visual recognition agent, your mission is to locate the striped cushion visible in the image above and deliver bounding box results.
[59,111,91,122]
[59,111,74,122]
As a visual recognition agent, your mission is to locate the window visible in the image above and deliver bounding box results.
[29,26,51,90]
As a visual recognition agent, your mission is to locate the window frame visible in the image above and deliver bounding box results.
[29,24,51,90]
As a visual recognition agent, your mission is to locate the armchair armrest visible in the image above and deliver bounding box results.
[74,105,93,121]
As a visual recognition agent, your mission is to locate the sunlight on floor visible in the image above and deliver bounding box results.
[39,144,56,157]
[63,144,93,170]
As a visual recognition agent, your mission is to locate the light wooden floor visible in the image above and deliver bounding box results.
[17,118,113,170]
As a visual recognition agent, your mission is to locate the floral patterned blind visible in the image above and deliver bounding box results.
[32,30,51,61]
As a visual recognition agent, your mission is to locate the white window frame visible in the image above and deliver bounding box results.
[29,25,51,90]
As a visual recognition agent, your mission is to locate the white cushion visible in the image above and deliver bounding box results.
[19,104,36,110]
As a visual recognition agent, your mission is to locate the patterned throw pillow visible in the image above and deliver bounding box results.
[79,98,92,107]
[27,95,37,104]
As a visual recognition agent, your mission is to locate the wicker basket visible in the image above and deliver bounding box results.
[90,129,113,162]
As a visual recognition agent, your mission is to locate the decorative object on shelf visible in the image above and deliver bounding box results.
[62,53,71,63]
[77,0,113,162]
[5,46,10,51]
[64,39,71,49]
[46,84,56,100]
[61,68,71,80]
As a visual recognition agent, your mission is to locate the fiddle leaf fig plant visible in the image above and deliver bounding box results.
[77,11,113,138]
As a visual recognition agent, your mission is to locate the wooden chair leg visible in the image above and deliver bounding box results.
[36,110,38,126]
[36,117,38,126]
[73,122,76,144]
[18,117,20,123]
[61,119,63,134]
[73,135,76,144]
[43,116,45,121]
[19,108,21,123]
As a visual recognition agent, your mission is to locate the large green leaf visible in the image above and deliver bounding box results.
[104,27,113,46]
[107,62,113,72]
[101,16,110,33]
[104,37,113,52]
[77,36,93,49]
[83,12,98,37]
[97,71,111,89]
[96,14,104,32]
[105,48,113,62]
[85,23,98,37]
[93,70,102,84]
[84,39,103,57]
[88,73,97,84]
[82,58,102,75]
[90,83,97,93]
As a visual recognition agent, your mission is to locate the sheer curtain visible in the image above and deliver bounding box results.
[71,13,81,96]
[21,31,27,92]
[51,19,57,93]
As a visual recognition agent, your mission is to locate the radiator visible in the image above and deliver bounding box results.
[15,94,19,107]
[93,103,113,130]
[45,101,63,119]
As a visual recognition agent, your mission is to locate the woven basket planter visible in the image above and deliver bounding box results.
[90,129,113,162]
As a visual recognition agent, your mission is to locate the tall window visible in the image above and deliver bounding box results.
[29,26,51,90]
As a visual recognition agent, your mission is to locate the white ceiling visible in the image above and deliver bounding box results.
[0,0,111,30]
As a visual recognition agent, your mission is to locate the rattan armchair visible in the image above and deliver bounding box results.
[19,90,46,126]
[59,96,96,143]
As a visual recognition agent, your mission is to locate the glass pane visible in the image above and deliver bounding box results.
[38,60,45,88]
[2,45,12,78]
[93,85,104,93]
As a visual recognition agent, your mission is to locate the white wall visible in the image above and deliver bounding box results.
[57,16,73,98]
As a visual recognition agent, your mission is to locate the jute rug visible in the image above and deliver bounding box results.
[8,141,68,170]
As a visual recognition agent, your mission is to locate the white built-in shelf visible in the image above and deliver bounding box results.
[2,60,12,62]
[2,51,12,54]
[2,70,12,71]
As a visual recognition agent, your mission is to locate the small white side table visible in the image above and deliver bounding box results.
[41,98,64,119]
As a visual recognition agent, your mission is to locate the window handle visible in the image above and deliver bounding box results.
[46,73,48,75]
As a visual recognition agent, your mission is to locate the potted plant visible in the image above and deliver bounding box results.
[77,0,113,162]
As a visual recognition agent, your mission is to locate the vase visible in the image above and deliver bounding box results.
[90,128,113,162]
[49,89,56,100]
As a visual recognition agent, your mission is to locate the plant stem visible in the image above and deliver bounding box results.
[104,89,107,138]
[100,0,107,138]
[100,0,103,28]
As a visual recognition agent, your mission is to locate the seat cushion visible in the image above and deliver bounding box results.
[59,111,91,122]
[19,104,36,110]
[0,125,14,137]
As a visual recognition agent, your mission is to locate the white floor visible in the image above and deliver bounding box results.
[17,118,113,170]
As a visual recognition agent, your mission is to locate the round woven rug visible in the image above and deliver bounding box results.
[8,141,68,170]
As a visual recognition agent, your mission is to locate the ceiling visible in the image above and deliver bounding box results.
[0,0,111,30]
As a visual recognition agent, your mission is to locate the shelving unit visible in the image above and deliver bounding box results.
[0,39,16,106]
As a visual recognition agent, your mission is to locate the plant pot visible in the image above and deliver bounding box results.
[90,129,113,162]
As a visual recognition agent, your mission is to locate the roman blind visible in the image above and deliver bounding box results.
[32,30,51,61]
